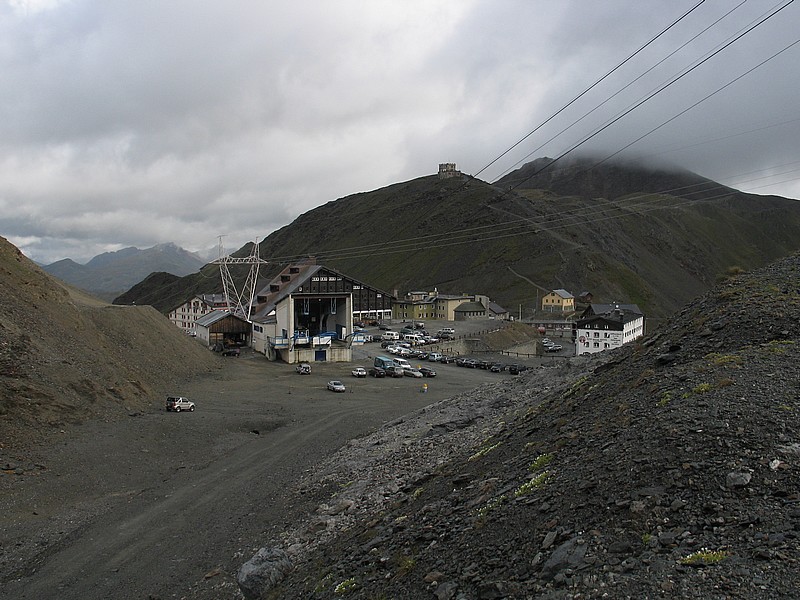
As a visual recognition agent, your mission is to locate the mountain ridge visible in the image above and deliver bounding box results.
[116,157,800,324]
[42,242,206,301]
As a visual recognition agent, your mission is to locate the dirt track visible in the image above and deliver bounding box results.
[0,347,515,600]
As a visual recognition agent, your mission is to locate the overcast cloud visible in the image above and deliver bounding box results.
[1,0,799,264]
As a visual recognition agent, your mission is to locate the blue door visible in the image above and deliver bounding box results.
[314,350,327,362]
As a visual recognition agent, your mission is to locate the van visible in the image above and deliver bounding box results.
[382,331,400,341]
[440,327,455,335]
[394,357,412,371]
[295,363,311,374]
[402,333,423,345]
[374,355,397,370]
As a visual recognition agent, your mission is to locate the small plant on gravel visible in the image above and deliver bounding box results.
[477,494,507,519]
[469,441,502,462]
[334,577,358,594]
[765,340,795,354]
[679,548,729,566]
[514,470,551,498]
[529,453,553,471]
[314,573,335,593]
[705,352,742,367]
[412,486,424,499]
[396,554,416,576]
[657,391,672,407]
[641,533,653,545]
[682,382,713,398]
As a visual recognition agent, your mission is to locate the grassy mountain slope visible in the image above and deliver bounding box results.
[116,159,800,321]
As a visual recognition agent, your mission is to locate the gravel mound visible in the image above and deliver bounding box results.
[250,253,800,599]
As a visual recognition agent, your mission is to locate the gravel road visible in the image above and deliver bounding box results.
[0,347,515,600]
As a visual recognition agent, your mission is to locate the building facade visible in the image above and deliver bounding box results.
[250,262,393,364]
[542,289,575,313]
[168,293,228,333]
[575,304,644,355]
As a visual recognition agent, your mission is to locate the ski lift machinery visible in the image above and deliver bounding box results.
[212,236,270,321]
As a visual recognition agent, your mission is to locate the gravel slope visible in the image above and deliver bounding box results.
[252,253,800,599]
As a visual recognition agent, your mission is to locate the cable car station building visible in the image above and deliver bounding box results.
[250,262,393,364]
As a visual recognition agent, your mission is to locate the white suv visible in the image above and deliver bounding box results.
[166,396,195,412]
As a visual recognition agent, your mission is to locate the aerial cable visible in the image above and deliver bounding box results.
[493,0,749,182]
[471,0,708,179]
[502,0,795,194]
[591,36,800,168]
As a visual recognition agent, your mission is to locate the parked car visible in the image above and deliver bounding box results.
[165,396,195,412]
[327,380,346,392]
[368,367,386,378]
[403,368,423,378]
[490,363,506,373]
[545,344,563,352]
[439,355,455,364]
[378,324,391,330]
[296,363,311,374]
[428,352,443,362]
[221,347,240,357]
[385,366,405,378]
[351,367,367,378]
[419,366,437,377]
[508,364,529,374]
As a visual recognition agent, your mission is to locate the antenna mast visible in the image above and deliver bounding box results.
[212,236,269,321]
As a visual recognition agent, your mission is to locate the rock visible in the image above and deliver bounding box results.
[726,471,752,488]
[434,580,458,600]
[540,537,587,581]
[237,547,293,600]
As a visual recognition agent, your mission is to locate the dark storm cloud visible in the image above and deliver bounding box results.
[1,1,798,264]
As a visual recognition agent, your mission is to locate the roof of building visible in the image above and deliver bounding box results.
[551,289,574,299]
[584,303,643,316]
[578,306,643,328]
[195,309,249,327]
[488,301,507,315]
[251,263,393,320]
[454,301,487,313]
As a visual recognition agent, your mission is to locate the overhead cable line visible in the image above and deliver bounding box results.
[493,0,749,182]
[500,0,795,195]
[471,0,708,179]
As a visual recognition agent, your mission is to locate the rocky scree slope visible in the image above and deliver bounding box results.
[249,253,799,599]
[0,236,220,452]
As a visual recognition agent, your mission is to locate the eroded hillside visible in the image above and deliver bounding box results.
[0,237,220,450]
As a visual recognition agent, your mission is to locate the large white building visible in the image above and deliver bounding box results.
[575,304,644,355]
[168,293,228,333]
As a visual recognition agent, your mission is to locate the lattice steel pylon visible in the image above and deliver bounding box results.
[212,236,269,321]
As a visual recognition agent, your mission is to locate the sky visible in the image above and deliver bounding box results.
[1,0,799,264]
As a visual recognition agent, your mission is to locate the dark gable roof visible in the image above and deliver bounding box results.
[578,309,642,328]
[454,301,486,313]
[251,263,393,320]
[583,303,643,317]
[195,309,249,327]
[552,289,574,299]
[488,301,507,315]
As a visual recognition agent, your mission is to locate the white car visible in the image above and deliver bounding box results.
[327,380,346,392]
[165,396,195,412]
[351,367,367,378]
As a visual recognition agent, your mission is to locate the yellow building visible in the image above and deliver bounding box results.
[541,289,575,313]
